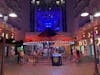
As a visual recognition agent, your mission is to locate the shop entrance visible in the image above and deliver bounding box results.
[21,41,71,64]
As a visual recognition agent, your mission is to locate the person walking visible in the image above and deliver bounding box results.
[76,50,80,63]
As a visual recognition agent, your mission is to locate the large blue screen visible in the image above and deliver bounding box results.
[35,8,62,32]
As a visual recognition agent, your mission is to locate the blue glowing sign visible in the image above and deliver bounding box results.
[35,8,62,32]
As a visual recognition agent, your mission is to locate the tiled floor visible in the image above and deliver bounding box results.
[3,59,100,75]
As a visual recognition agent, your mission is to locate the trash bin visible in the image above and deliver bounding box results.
[51,53,62,66]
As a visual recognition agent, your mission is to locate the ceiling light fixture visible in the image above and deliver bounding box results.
[81,12,89,17]
[9,12,17,17]
[31,0,35,4]
[56,1,60,5]
[61,0,65,4]
[36,1,40,5]
[94,12,100,17]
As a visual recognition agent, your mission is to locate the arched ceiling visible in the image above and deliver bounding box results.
[0,0,100,33]
[0,0,30,31]
[66,0,100,33]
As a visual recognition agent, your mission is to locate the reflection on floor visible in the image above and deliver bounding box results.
[3,58,100,75]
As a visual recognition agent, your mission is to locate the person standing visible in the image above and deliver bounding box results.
[33,50,38,65]
[72,48,76,62]
[17,49,21,64]
[97,44,100,64]
[76,50,80,62]
[84,46,87,56]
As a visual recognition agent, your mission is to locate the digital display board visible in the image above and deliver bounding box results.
[35,8,62,32]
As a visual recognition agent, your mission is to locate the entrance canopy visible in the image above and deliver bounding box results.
[23,41,74,45]
[24,34,74,45]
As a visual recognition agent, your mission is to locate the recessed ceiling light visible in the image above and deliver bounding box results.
[94,12,100,17]
[81,12,89,17]
[9,12,17,17]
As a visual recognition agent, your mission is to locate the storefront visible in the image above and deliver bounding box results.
[0,22,17,59]
[75,19,100,57]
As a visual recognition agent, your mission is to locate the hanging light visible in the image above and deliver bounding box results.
[95,30,98,34]
[6,34,8,39]
[2,32,4,37]
[88,32,91,38]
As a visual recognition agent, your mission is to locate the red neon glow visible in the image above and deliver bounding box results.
[25,35,73,42]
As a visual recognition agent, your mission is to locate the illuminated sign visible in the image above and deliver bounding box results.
[35,8,62,32]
